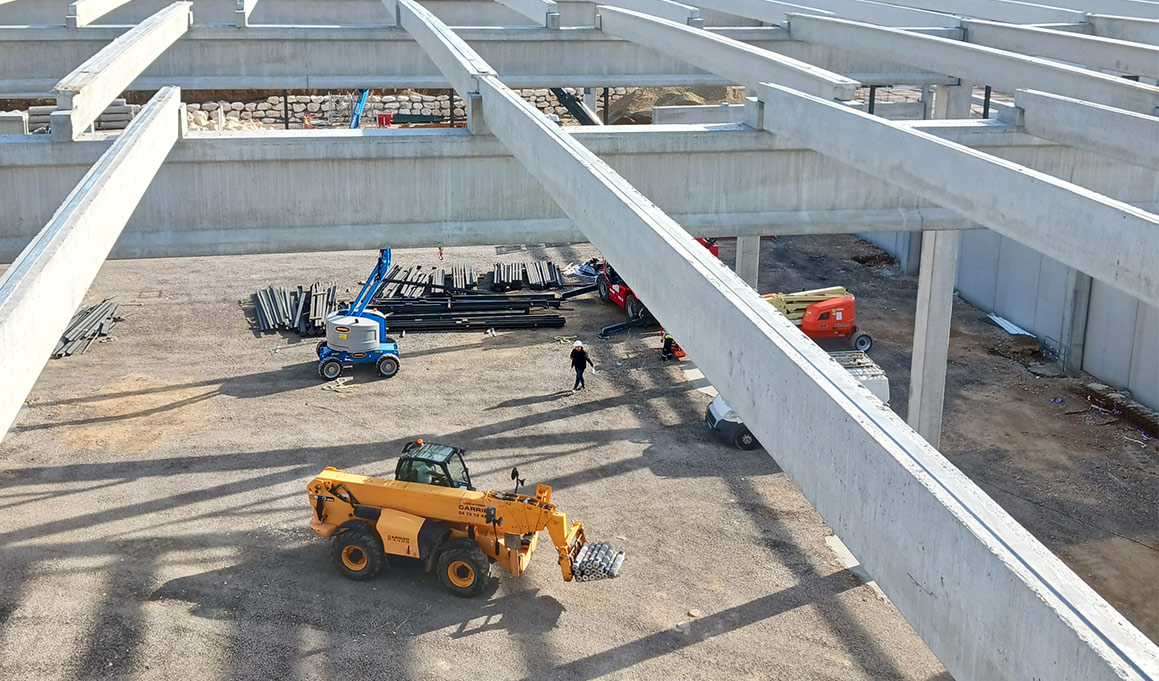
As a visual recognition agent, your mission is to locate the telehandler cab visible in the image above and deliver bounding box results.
[307,441,625,597]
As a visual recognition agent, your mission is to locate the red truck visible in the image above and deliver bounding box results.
[597,238,719,319]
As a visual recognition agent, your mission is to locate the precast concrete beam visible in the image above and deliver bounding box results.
[396,0,494,102]
[1013,89,1159,171]
[757,82,1159,305]
[786,14,1159,115]
[963,18,1159,79]
[595,0,701,26]
[597,6,859,98]
[235,0,260,27]
[882,0,1086,24]
[494,0,560,28]
[0,86,180,437]
[51,2,191,141]
[1088,13,1159,45]
[690,0,959,28]
[67,0,136,28]
[476,68,1159,681]
[1041,0,1159,20]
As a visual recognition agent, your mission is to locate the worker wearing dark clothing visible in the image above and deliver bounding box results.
[571,340,594,390]
[661,332,675,361]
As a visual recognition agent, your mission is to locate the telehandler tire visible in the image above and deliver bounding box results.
[597,274,611,302]
[331,523,385,581]
[436,539,490,598]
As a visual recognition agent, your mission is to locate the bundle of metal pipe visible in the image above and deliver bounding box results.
[571,541,626,582]
[52,299,121,358]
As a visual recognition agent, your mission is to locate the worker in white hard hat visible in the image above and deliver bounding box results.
[570,340,594,391]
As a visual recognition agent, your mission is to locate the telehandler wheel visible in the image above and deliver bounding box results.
[625,295,646,320]
[319,359,343,380]
[316,340,328,358]
[851,331,873,352]
[436,540,490,598]
[376,355,400,378]
[330,523,385,581]
[596,274,611,302]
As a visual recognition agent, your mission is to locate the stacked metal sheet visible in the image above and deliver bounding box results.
[571,541,626,582]
[53,299,121,358]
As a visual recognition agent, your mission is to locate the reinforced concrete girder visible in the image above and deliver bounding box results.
[66,0,135,28]
[493,0,560,28]
[690,0,959,28]
[1042,0,1159,20]
[50,2,191,141]
[1013,89,1159,171]
[396,0,494,101]
[0,86,180,437]
[0,25,956,97]
[597,6,859,98]
[880,0,1086,24]
[596,0,702,26]
[963,18,1159,79]
[1088,13,1159,44]
[758,80,1159,307]
[476,65,1159,681]
[786,14,1159,115]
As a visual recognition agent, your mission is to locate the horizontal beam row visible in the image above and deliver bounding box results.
[0,86,180,437]
[1013,89,1159,172]
[963,18,1159,79]
[598,6,859,98]
[50,1,190,140]
[787,13,1159,115]
[690,0,960,27]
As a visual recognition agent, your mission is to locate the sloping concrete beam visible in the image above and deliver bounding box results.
[1088,13,1159,44]
[494,0,560,28]
[882,0,1086,24]
[51,2,190,141]
[691,0,958,27]
[479,66,1159,681]
[758,81,1159,305]
[787,13,1159,114]
[0,86,180,437]
[597,6,860,98]
[597,0,701,26]
[1013,89,1159,171]
[963,18,1159,79]
[67,0,136,28]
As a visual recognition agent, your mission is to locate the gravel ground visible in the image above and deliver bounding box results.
[0,245,948,681]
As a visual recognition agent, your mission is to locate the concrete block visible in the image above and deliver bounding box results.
[0,111,28,135]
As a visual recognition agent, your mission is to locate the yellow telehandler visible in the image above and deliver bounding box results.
[307,440,625,597]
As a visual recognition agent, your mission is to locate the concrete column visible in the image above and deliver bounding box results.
[946,83,974,119]
[1060,270,1092,375]
[583,87,596,111]
[734,235,760,289]
[907,229,960,447]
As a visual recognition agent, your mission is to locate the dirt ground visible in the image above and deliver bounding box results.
[0,244,950,681]
[713,235,1159,642]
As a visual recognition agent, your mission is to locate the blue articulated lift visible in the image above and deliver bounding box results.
[316,248,401,380]
[349,88,371,129]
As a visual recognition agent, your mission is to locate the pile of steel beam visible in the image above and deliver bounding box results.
[252,282,339,335]
[376,265,477,299]
[53,299,121,358]
[490,260,564,292]
[370,293,568,331]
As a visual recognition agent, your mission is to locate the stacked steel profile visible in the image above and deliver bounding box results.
[252,283,339,335]
[53,299,121,358]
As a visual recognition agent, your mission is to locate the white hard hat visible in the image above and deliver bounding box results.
[573,340,583,348]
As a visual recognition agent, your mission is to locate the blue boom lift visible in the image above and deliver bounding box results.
[316,249,401,380]
[349,89,371,129]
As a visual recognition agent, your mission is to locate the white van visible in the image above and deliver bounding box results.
[706,351,889,450]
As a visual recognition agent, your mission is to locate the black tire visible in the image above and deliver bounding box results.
[436,539,491,598]
[851,331,873,352]
[319,358,343,380]
[596,274,611,302]
[315,340,328,358]
[330,523,385,581]
[376,354,400,378]
[625,294,646,320]
[734,428,759,451]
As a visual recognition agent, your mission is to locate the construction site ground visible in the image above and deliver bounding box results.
[0,238,1153,680]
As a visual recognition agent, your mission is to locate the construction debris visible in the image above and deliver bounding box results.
[53,299,121,358]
